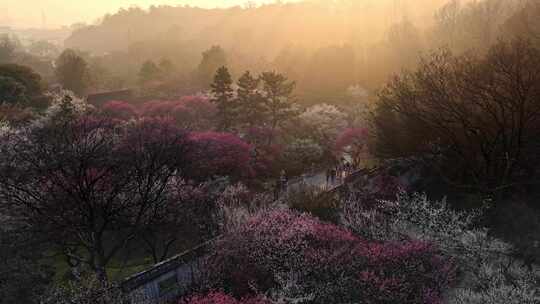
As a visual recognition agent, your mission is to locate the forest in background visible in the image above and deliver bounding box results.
[58,0,528,102]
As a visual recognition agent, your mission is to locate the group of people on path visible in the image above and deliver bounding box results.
[273,159,358,200]
[326,160,355,187]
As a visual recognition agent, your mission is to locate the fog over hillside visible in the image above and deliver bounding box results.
[66,0,448,55]
[0,0,300,29]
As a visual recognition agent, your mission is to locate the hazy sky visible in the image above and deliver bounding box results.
[1,0,289,28]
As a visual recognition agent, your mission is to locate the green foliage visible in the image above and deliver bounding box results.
[210,66,235,131]
[0,226,55,304]
[287,184,339,222]
[158,58,176,77]
[197,46,227,88]
[0,76,27,104]
[55,49,89,96]
[0,34,19,63]
[282,138,323,174]
[138,60,162,84]
[236,71,265,128]
[0,63,43,98]
[260,71,298,135]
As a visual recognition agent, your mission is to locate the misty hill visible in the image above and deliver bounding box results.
[62,0,525,101]
[65,0,446,57]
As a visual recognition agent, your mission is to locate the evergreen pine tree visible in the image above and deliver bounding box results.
[236,70,265,128]
[210,66,235,131]
[197,46,227,88]
[55,49,89,96]
[138,60,161,84]
[260,71,297,142]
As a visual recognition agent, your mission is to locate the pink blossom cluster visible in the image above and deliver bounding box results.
[202,209,455,304]
[186,132,254,181]
[101,96,216,129]
[96,102,257,181]
[242,127,283,176]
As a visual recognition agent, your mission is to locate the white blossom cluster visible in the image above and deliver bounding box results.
[341,192,539,304]
[32,90,93,129]
[41,276,128,304]
[216,183,283,234]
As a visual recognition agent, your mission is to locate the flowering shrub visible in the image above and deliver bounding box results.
[180,292,270,304]
[244,127,277,146]
[244,127,283,177]
[342,192,540,304]
[393,194,540,304]
[139,100,176,117]
[202,208,454,304]
[42,276,129,304]
[215,183,276,233]
[339,167,409,240]
[357,240,457,304]
[180,95,216,117]
[135,95,216,129]
[32,90,92,128]
[101,100,138,120]
[186,132,254,181]
[0,104,35,126]
[299,104,348,150]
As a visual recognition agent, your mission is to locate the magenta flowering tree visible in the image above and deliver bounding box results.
[186,132,254,181]
[244,126,277,147]
[356,240,457,304]
[101,100,138,120]
[178,95,217,130]
[139,100,176,117]
[135,96,217,130]
[334,127,369,167]
[244,127,283,177]
[180,95,216,116]
[202,208,455,304]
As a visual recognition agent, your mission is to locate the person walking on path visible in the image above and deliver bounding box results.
[346,162,352,178]
[326,168,332,186]
[280,170,288,193]
[336,164,343,183]
[330,167,337,185]
[274,180,281,200]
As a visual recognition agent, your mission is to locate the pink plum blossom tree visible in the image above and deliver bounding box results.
[202,208,455,304]
[186,132,254,181]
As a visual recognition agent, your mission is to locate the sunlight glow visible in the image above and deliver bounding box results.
[1,0,295,28]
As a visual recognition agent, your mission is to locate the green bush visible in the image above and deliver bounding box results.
[287,184,339,222]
